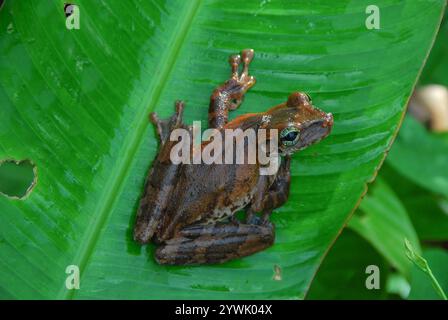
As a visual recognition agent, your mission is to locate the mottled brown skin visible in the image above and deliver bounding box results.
[133,49,334,265]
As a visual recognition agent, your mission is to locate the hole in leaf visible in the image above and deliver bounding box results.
[0,159,37,199]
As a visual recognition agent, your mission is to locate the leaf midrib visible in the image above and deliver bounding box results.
[60,0,202,300]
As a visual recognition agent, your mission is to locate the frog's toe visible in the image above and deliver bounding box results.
[241,48,254,78]
[243,75,256,89]
[173,100,185,126]
[149,112,160,125]
[229,54,241,80]
[241,48,254,66]
[149,112,167,143]
[174,100,184,115]
[228,49,255,82]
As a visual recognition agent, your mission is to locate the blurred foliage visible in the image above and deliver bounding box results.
[419,14,448,86]
[308,7,448,300]
[306,229,389,300]
[349,178,420,278]
[381,163,448,241]
[387,116,448,197]
[404,239,447,300]
[408,249,448,300]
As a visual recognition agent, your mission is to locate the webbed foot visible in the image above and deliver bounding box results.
[227,49,256,110]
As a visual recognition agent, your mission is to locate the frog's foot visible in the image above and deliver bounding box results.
[227,49,256,110]
[155,222,274,265]
[230,49,255,83]
[150,100,185,143]
[208,49,257,129]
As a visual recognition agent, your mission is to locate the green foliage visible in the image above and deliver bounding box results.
[343,100,448,300]
[387,116,448,197]
[407,248,448,300]
[349,178,420,278]
[340,9,448,299]
[306,229,388,300]
[380,163,448,241]
[0,1,445,299]
[419,14,448,86]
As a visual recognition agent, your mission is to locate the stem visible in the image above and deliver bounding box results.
[427,269,448,300]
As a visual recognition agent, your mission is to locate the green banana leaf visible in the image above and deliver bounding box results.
[0,0,445,299]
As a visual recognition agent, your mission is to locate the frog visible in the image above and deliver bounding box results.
[133,49,333,265]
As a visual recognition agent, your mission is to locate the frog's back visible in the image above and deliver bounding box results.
[133,153,182,244]
[154,162,259,242]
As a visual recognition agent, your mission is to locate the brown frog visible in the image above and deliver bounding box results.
[133,49,333,265]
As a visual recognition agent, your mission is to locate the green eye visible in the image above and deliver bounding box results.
[280,127,300,146]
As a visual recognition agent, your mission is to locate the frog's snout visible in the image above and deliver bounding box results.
[323,112,334,128]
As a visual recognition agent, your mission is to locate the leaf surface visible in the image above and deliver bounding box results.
[0,0,445,299]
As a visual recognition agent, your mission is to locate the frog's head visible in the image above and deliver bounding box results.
[263,92,333,156]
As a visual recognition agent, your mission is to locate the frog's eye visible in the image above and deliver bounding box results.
[280,127,301,146]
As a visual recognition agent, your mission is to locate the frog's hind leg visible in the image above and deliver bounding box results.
[155,222,274,265]
[150,100,185,144]
[245,156,291,224]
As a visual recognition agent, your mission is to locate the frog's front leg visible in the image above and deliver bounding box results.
[208,49,256,129]
[155,222,274,265]
[246,156,291,224]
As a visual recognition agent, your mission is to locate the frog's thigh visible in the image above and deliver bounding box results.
[246,156,291,223]
[155,223,274,265]
[260,163,290,215]
[260,156,291,211]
